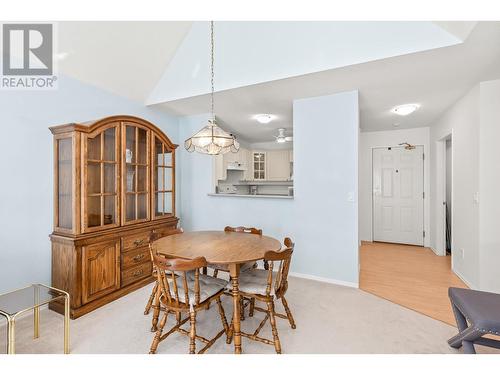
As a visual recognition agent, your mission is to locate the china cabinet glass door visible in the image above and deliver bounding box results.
[83,124,120,232]
[122,124,150,225]
[55,135,74,232]
[152,136,175,219]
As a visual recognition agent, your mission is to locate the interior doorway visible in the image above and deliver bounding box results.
[372,145,424,246]
[445,137,452,255]
[435,132,453,257]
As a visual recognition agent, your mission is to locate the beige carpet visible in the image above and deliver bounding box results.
[0,277,494,354]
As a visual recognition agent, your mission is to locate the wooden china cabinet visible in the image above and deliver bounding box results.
[49,115,179,318]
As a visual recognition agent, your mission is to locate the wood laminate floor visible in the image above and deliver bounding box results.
[360,241,467,326]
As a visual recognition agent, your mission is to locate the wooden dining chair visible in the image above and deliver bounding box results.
[144,228,184,318]
[208,226,263,278]
[206,226,263,320]
[237,237,296,354]
[149,254,230,354]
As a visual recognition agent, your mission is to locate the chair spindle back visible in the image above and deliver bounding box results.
[224,226,263,235]
[263,237,294,298]
[152,254,207,307]
[149,227,184,261]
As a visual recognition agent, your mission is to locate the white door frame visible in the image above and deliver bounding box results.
[435,132,453,257]
[371,145,425,246]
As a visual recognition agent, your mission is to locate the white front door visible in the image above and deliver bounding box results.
[372,146,424,246]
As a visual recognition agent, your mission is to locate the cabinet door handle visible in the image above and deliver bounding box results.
[133,254,145,262]
[133,269,144,277]
[133,239,144,247]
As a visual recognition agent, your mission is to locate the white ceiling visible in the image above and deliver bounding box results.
[147,21,466,105]
[57,21,192,102]
[152,21,500,141]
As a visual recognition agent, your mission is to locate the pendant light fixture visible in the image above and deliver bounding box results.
[184,21,239,155]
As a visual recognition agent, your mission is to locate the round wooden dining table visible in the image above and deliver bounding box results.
[154,230,282,354]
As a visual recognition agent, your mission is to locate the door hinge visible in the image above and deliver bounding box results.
[423,153,425,160]
[423,192,425,199]
[423,230,426,238]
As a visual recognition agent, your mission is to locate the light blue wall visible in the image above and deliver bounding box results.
[0,76,179,294]
[0,80,359,293]
[179,91,359,285]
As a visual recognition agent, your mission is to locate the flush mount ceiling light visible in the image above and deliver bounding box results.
[184,21,239,155]
[391,104,420,116]
[254,114,275,124]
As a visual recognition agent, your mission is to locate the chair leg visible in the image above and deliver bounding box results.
[226,315,234,344]
[205,270,217,310]
[149,310,168,354]
[240,298,246,321]
[216,297,230,338]
[249,298,255,317]
[267,300,282,354]
[213,269,219,278]
[281,296,296,329]
[151,286,161,332]
[144,282,158,315]
[449,301,476,353]
[189,310,197,354]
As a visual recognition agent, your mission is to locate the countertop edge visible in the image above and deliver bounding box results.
[207,193,294,199]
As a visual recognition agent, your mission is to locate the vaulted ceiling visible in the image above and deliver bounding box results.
[54,21,500,142]
[57,21,192,102]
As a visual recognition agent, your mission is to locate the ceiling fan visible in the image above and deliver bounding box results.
[275,128,293,143]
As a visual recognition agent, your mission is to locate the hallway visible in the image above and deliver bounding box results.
[359,241,467,326]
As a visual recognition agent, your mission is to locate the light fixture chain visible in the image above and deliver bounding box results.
[210,20,215,122]
[183,20,239,155]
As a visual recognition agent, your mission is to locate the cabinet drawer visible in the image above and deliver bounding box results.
[121,262,152,287]
[122,231,151,252]
[154,225,179,239]
[121,246,150,270]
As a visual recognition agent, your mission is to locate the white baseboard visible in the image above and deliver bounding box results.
[429,246,440,256]
[452,268,476,290]
[289,272,359,289]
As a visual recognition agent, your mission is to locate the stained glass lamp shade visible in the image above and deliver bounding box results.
[184,119,239,155]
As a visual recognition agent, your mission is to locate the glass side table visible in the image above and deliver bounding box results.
[0,284,70,354]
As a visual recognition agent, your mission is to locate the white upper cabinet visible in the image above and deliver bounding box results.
[214,154,226,181]
[267,150,291,181]
[243,149,253,181]
[218,147,251,181]
[216,147,292,182]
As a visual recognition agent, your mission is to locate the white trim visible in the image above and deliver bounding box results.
[290,272,359,289]
[435,131,453,257]
[452,268,476,290]
[429,246,440,256]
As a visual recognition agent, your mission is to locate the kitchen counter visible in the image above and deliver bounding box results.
[208,193,293,199]
[235,180,293,186]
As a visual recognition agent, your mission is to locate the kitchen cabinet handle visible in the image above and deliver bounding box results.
[133,269,144,277]
[133,239,144,247]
